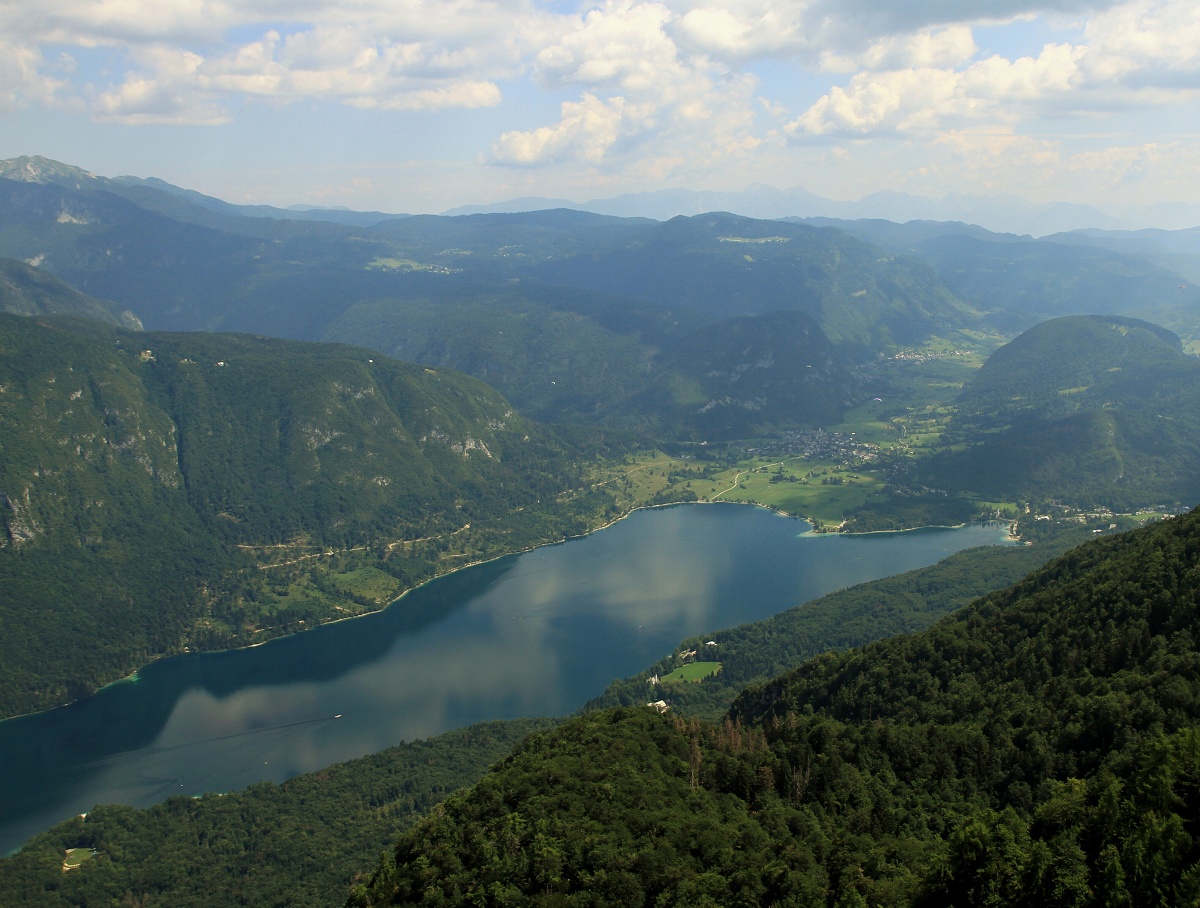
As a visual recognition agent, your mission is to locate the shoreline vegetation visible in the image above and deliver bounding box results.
[2,438,1121,726]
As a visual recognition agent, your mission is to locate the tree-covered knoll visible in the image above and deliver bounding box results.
[921,315,1200,509]
[0,314,629,717]
[351,506,1200,907]
[0,718,557,908]
[953,315,1187,425]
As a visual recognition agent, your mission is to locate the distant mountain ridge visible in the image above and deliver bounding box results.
[0,161,995,436]
[0,155,408,229]
[3,154,1198,437]
[442,183,1153,236]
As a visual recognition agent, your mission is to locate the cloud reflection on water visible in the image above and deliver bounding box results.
[1,505,1012,856]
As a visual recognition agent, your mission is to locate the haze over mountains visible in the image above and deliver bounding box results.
[444,184,1156,236]
[3,156,1198,433]
[10,154,1182,235]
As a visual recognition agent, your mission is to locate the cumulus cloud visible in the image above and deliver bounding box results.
[492,92,629,164]
[1079,0,1200,86]
[93,47,228,125]
[819,26,978,74]
[534,1,680,95]
[2,0,1199,211]
[667,0,1102,65]
[0,38,68,111]
[488,1,765,169]
[914,128,1200,209]
[0,0,557,122]
[788,0,1200,140]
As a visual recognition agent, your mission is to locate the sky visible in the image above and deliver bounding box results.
[1,0,1198,216]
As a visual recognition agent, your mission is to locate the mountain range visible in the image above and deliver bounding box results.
[442,185,1169,235]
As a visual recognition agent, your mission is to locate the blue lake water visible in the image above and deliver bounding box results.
[0,503,1012,854]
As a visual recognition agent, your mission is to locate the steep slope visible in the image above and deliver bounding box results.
[0,719,557,907]
[0,314,613,716]
[646,309,859,438]
[924,315,1200,508]
[352,506,1200,907]
[0,176,280,329]
[0,154,387,237]
[0,258,141,328]
[322,281,671,428]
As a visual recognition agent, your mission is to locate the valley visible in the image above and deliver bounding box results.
[1,156,1199,906]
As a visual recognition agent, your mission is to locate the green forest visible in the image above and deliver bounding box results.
[0,719,558,907]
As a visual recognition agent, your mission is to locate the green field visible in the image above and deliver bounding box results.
[62,848,96,869]
[591,339,1012,530]
[324,567,404,605]
[660,662,722,683]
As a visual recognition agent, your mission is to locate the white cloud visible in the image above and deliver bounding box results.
[671,3,815,62]
[186,26,506,110]
[788,0,1200,140]
[820,26,978,74]
[0,38,68,110]
[93,46,229,124]
[666,0,1093,65]
[492,92,629,164]
[1066,140,1200,196]
[536,2,674,88]
[0,0,561,122]
[2,0,1199,213]
[489,1,765,169]
[1079,0,1200,87]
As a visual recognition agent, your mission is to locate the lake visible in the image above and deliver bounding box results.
[0,504,1012,855]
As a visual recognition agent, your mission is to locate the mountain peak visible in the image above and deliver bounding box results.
[0,155,101,189]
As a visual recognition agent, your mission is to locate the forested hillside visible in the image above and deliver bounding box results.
[350,507,1200,907]
[802,216,1200,345]
[0,719,558,908]
[0,314,624,716]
